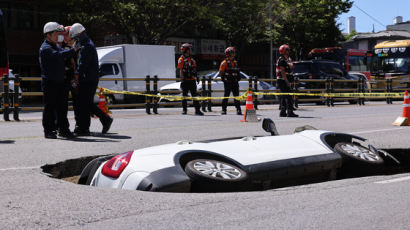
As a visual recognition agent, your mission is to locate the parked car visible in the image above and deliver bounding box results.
[78,118,388,192]
[291,60,362,104]
[158,70,276,102]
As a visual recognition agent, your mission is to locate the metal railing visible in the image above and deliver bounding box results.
[1,73,409,120]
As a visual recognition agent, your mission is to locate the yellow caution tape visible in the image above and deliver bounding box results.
[100,88,248,101]
[99,87,405,101]
[254,92,405,98]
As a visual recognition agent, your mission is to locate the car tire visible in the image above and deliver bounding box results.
[78,155,114,185]
[334,142,384,165]
[185,159,248,191]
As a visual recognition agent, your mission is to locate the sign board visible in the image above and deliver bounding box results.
[164,37,197,54]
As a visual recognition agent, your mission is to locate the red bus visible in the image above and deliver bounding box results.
[308,47,372,79]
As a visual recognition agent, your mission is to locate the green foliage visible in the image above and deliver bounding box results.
[343,29,358,41]
[55,0,353,54]
[268,0,353,57]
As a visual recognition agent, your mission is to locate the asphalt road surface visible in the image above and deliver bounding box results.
[0,102,409,229]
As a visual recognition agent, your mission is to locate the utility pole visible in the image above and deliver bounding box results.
[269,1,273,80]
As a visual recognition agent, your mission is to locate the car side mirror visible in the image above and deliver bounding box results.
[262,118,279,136]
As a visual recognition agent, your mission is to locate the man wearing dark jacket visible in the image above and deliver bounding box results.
[69,23,113,135]
[40,22,77,139]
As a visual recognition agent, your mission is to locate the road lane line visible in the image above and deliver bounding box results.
[351,127,404,134]
[375,176,410,184]
[0,166,39,171]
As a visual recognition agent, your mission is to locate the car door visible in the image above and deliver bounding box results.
[99,63,123,91]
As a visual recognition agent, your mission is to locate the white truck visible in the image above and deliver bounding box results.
[97,44,176,103]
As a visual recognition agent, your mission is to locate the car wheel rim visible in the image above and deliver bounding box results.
[193,160,242,179]
[341,144,380,162]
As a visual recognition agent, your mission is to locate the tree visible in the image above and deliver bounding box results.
[55,0,352,54]
[268,0,353,59]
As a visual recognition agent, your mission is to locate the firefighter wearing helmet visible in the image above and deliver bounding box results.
[219,46,242,115]
[177,43,204,115]
[275,44,298,117]
[39,22,78,139]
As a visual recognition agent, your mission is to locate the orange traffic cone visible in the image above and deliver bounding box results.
[393,90,409,126]
[97,87,111,116]
[241,91,259,122]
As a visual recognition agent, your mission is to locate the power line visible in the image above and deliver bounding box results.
[354,4,385,28]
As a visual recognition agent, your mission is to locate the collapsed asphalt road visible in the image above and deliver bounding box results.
[41,148,410,192]
[1,103,410,229]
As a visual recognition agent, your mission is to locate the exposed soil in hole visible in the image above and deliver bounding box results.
[41,155,108,182]
[42,149,410,189]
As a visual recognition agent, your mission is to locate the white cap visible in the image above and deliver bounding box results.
[43,22,63,34]
[69,23,86,38]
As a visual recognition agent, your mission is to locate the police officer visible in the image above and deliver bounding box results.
[69,23,113,135]
[220,47,242,115]
[177,43,203,115]
[40,22,77,139]
[276,44,298,117]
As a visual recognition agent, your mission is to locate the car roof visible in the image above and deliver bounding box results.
[200,70,251,79]
[293,60,342,65]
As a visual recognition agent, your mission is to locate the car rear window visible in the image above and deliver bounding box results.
[292,63,312,73]
[319,62,344,77]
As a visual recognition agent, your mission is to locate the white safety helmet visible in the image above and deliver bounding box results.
[69,23,86,38]
[43,22,63,34]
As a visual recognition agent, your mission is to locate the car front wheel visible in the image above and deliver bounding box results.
[334,142,384,164]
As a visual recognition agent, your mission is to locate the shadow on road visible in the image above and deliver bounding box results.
[0,140,15,144]
[62,133,132,142]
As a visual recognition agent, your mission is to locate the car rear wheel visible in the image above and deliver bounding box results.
[334,142,384,164]
[185,159,247,181]
[185,159,247,191]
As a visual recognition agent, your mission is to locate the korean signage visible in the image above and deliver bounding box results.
[164,37,197,54]
[164,37,226,60]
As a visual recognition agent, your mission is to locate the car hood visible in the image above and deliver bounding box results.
[127,130,333,173]
[160,82,181,90]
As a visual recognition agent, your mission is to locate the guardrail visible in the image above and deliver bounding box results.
[1,73,409,120]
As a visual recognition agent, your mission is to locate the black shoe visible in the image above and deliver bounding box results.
[195,111,204,116]
[280,112,287,117]
[58,130,74,139]
[287,113,299,117]
[102,117,113,134]
[182,110,187,115]
[45,131,57,139]
[74,129,91,136]
[221,110,227,115]
[237,110,242,115]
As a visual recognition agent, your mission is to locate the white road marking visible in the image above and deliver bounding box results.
[375,176,410,184]
[0,166,39,171]
[351,127,405,134]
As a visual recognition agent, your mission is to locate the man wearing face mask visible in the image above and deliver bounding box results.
[39,22,78,139]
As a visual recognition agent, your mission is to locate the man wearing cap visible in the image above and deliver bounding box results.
[69,23,113,135]
[39,22,77,139]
